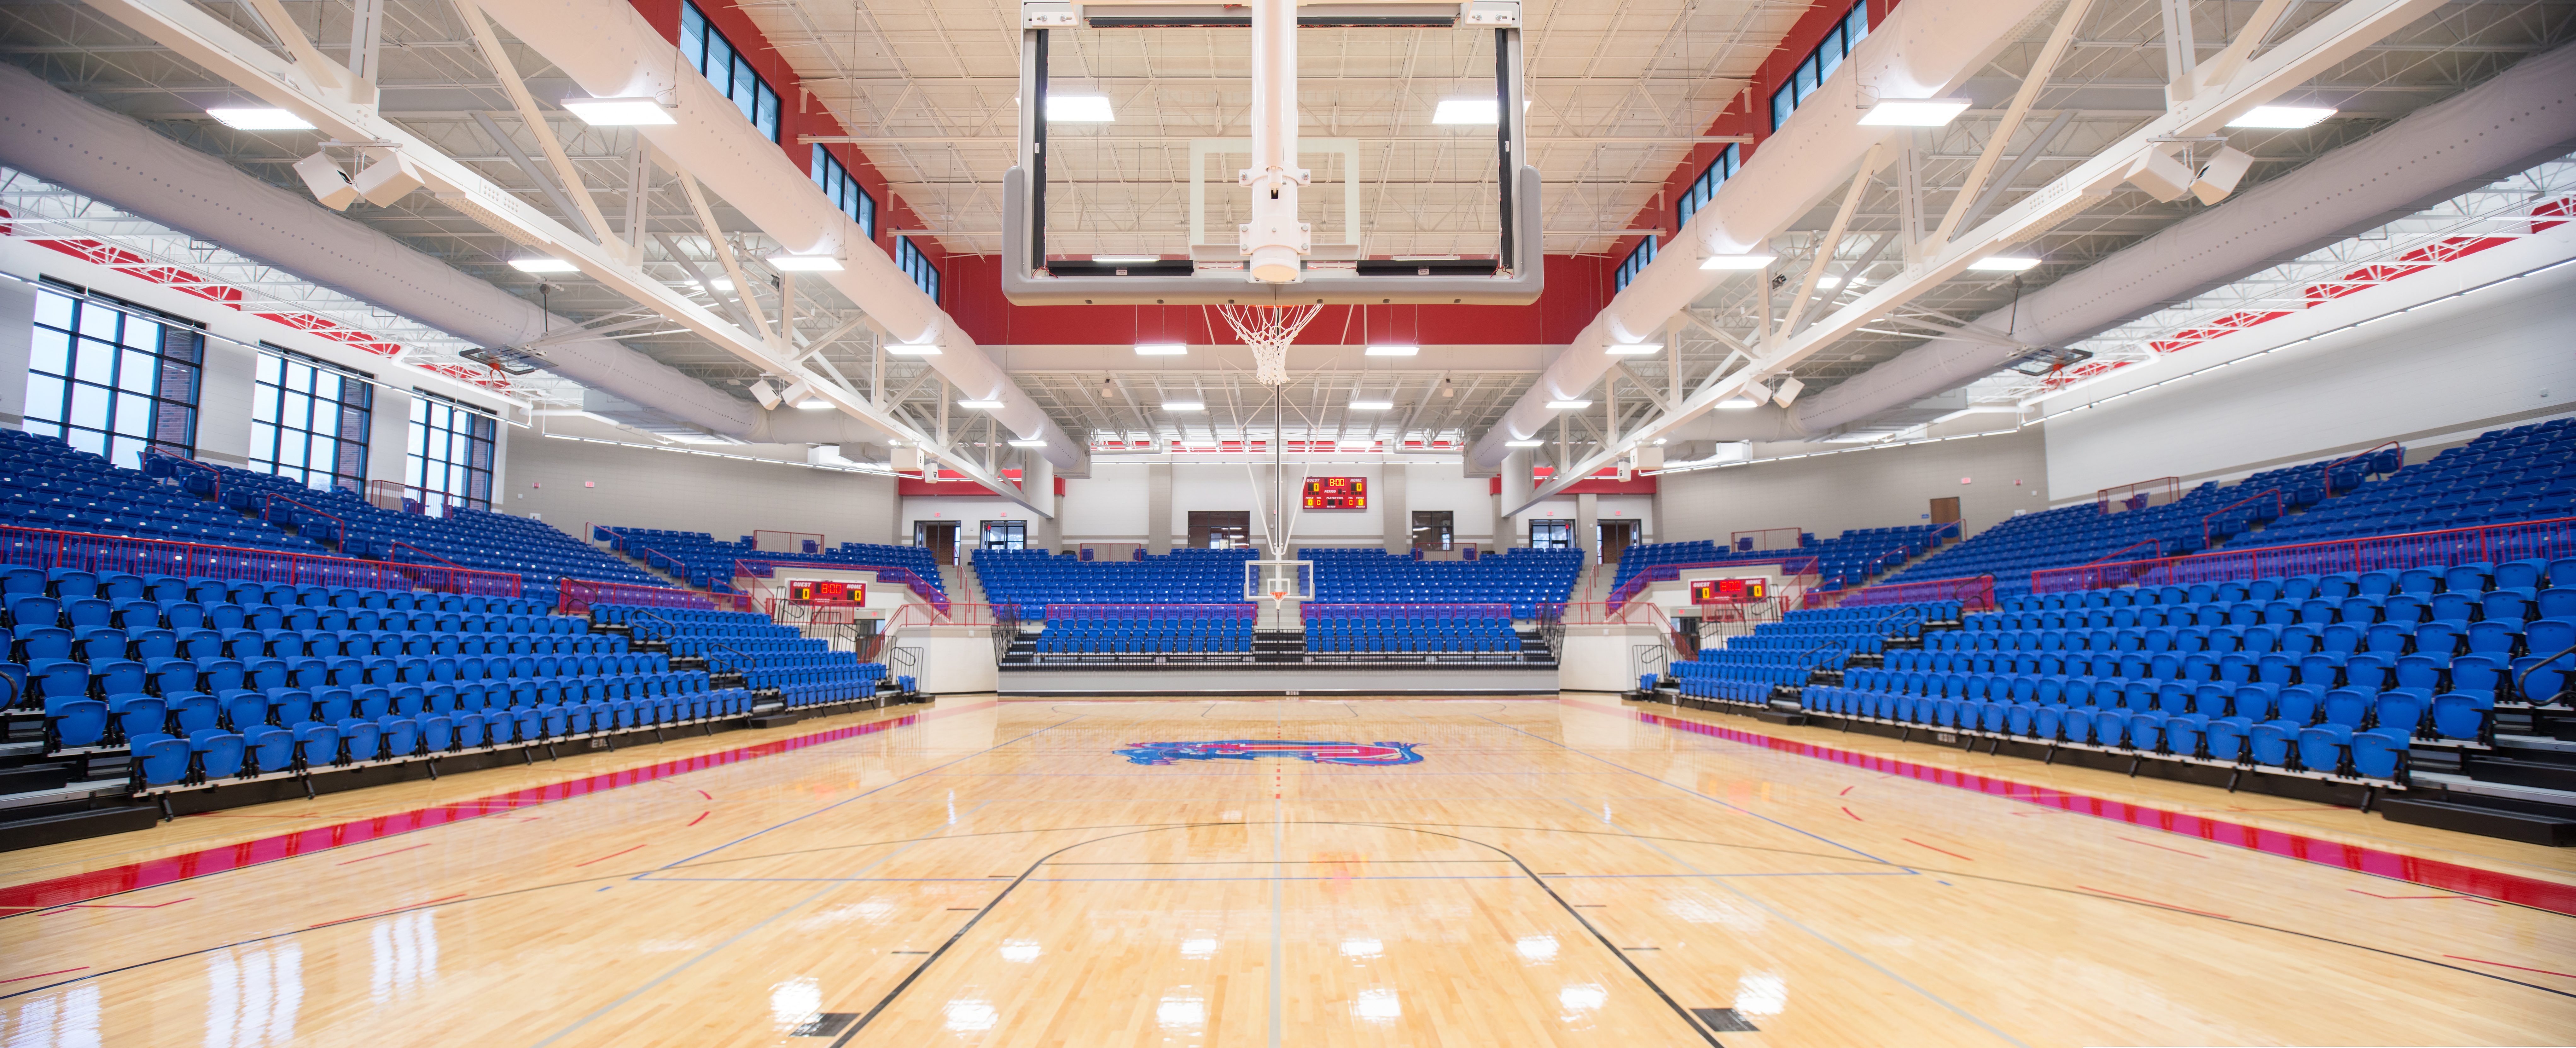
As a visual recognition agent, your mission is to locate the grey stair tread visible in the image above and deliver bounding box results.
[2493,734,2576,754]
[0,778,130,812]
[2409,771,2576,807]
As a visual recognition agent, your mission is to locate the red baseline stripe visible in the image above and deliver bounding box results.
[0,705,976,912]
[1580,701,2576,917]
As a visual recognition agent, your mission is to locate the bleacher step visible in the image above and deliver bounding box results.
[0,763,70,794]
[2406,770,2576,808]
[2376,795,2576,847]
[0,778,133,813]
[2458,755,2576,793]
[0,805,160,852]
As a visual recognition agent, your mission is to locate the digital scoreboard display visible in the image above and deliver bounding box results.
[1303,476,1368,510]
[1689,577,1767,604]
[787,580,864,603]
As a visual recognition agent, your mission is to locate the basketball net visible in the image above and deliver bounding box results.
[1216,303,1323,387]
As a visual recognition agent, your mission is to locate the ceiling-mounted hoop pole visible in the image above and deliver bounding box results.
[1241,0,1312,283]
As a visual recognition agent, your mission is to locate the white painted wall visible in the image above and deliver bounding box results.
[1034,459,1528,550]
[1656,428,2049,544]
[505,433,898,543]
[2043,223,2576,497]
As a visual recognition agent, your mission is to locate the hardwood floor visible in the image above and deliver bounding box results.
[4,695,2571,1046]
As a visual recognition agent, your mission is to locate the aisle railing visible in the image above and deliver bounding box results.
[2030,516,2575,594]
[0,523,520,596]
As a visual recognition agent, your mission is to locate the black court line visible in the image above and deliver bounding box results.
[825,821,1727,1047]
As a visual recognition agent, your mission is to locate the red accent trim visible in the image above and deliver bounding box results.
[1903,837,1973,861]
[572,843,648,867]
[0,707,992,913]
[0,967,89,984]
[1599,703,2576,916]
[2077,885,2232,919]
[2441,955,2576,979]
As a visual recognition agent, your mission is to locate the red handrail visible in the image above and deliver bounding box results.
[2084,538,2164,567]
[1606,555,1822,613]
[2030,515,2575,594]
[261,494,345,546]
[556,577,716,615]
[388,541,468,570]
[2097,476,2179,515]
[2201,488,2284,549]
[145,446,221,502]
[1730,527,1806,552]
[0,523,520,595]
[2321,440,2403,496]
[1805,573,1997,612]
[734,558,948,613]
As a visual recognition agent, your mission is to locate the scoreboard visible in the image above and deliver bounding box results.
[786,580,864,603]
[1302,476,1368,510]
[1689,577,1767,604]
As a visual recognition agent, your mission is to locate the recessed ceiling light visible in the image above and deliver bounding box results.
[1047,95,1114,122]
[767,254,843,271]
[509,258,578,272]
[1716,394,1764,410]
[1364,345,1419,356]
[1546,400,1591,409]
[1699,253,1776,270]
[887,342,941,356]
[794,399,832,410]
[1433,99,1498,124]
[957,399,1005,409]
[561,97,676,126]
[1008,439,1047,448]
[1605,342,1662,355]
[1349,400,1393,410]
[2227,105,2336,129]
[206,108,314,130]
[1505,439,1545,447]
[1967,256,2042,272]
[1163,400,1204,411]
[1135,344,1188,356]
[1859,98,1973,127]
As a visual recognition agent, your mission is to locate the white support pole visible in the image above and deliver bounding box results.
[1239,0,1311,283]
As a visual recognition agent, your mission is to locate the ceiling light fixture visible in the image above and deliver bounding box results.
[1364,345,1419,356]
[1605,342,1663,356]
[1545,400,1592,409]
[957,399,1005,410]
[1134,343,1189,356]
[1007,439,1047,448]
[1967,256,2042,272]
[561,97,676,126]
[1699,253,1776,270]
[887,342,941,356]
[1432,99,1499,124]
[206,108,314,130]
[1859,98,1973,127]
[1047,95,1114,122]
[509,258,578,273]
[1505,439,1545,447]
[794,399,832,410]
[2227,105,2337,129]
[1716,394,1763,410]
[1349,400,1393,410]
[1163,400,1205,411]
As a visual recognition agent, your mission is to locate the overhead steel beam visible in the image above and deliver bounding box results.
[78,0,1051,515]
[1503,0,2446,517]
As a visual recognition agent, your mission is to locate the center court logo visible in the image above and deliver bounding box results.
[1115,740,1424,767]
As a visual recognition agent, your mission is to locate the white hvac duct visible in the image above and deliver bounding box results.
[1789,41,2576,434]
[477,0,1084,470]
[1466,0,2048,468]
[0,63,761,437]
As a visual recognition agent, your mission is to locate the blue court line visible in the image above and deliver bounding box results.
[644,715,1086,872]
[1471,711,1906,866]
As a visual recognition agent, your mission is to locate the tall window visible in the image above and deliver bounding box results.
[894,236,941,303]
[811,146,877,238]
[24,283,201,468]
[1769,2,1871,131]
[1674,144,1742,229]
[980,519,1026,550]
[1614,237,1655,292]
[1530,519,1572,550]
[408,392,496,510]
[251,348,372,494]
[678,1,782,142]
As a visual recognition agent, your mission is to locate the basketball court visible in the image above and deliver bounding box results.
[6,697,2569,1045]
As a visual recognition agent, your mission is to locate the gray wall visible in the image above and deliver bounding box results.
[1656,427,2049,544]
[503,435,898,544]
